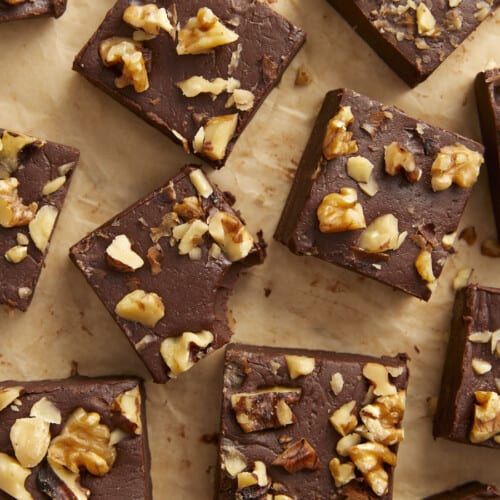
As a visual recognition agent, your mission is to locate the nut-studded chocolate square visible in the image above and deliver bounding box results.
[70,166,266,383]
[0,376,151,499]
[0,0,67,23]
[73,0,306,167]
[217,343,409,499]
[275,88,484,301]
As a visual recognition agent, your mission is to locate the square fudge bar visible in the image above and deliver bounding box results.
[0,0,66,23]
[0,376,151,499]
[73,0,306,168]
[434,284,500,448]
[70,166,266,383]
[217,343,409,499]
[476,68,500,239]
[326,1,498,87]
[424,481,500,499]
[0,128,79,311]
[275,88,484,301]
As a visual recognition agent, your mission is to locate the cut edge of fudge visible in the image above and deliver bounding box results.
[475,68,500,239]
[69,166,266,383]
[275,88,484,301]
[0,375,152,499]
[424,481,500,499]
[0,0,67,23]
[433,283,500,449]
[216,342,409,499]
[72,0,306,168]
[0,128,80,311]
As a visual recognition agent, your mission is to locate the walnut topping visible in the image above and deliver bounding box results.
[329,457,355,487]
[360,111,392,139]
[347,156,374,184]
[99,37,149,93]
[193,114,238,161]
[30,397,61,424]
[322,106,358,160]
[358,214,406,254]
[285,355,315,379]
[230,387,301,433]
[474,1,491,21]
[160,330,214,377]
[173,196,204,220]
[208,210,254,262]
[10,417,51,468]
[330,372,344,396]
[317,187,366,233]
[349,442,396,497]
[4,245,28,264]
[115,289,165,327]
[42,176,66,196]
[40,461,90,500]
[176,7,239,55]
[111,386,142,435]
[441,231,456,250]
[189,169,213,198]
[221,444,247,478]
[176,76,239,98]
[295,64,312,86]
[362,364,397,397]
[384,142,420,182]
[0,386,23,412]
[225,88,255,112]
[0,130,43,179]
[0,178,38,228]
[272,439,320,473]
[416,3,438,37]
[123,4,175,38]
[106,234,144,272]
[415,249,436,284]
[173,219,209,255]
[48,407,116,476]
[449,0,462,6]
[431,144,483,191]
[150,212,180,243]
[470,391,500,443]
[469,331,492,343]
[0,453,31,500]
[237,461,270,493]
[452,268,472,290]
[146,244,163,275]
[471,358,492,375]
[29,204,58,252]
[330,401,358,437]
[336,433,362,457]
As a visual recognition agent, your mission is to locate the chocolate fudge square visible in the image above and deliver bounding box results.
[217,343,409,499]
[434,284,500,448]
[275,88,484,301]
[325,1,499,87]
[70,166,266,383]
[476,68,500,239]
[73,0,306,168]
[0,129,79,311]
[0,0,66,23]
[424,481,500,499]
[0,376,151,499]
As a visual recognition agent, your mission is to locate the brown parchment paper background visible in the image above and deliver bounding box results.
[1,1,499,498]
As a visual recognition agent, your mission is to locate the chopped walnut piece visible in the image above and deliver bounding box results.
[189,169,213,198]
[358,214,406,254]
[0,130,43,179]
[115,289,165,327]
[99,37,149,93]
[106,234,144,272]
[29,204,58,252]
[362,364,397,397]
[317,187,366,233]
[471,358,492,375]
[177,7,239,55]
[347,156,374,183]
[193,114,238,161]
[42,176,66,196]
[415,249,436,284]
[0,386,23,412]
[295,64,312,86]
[123,4,175,38]
[174,219,209,255]
[230,387,301,433]
[336,433,362,457]
[0,453,32,500]
[272,439,320,473]
[4,245,28,264]
[0,177,38,228]
[237,461,270,494]
[150,212,180,243]
[111,386,142,435]
[470,391,500,443]
[452,268,472,291]
[431,143,483,191]
[285,355,315,379]
[322,106,358,160]
[474,1,491,21]
[48,407,116,476]
[173,196,204,220]
[384,142,420,182]
[176,76,239,98]
[221,443,247,478]
[146,245,163,275]
[226,89,255,112]
[330,372,344,396]
[329,458,355,487]
[10,416,51,468]
[349,442,396,497]
[330,400,358,437]
[416,3,439,37]
[160,330,214,377]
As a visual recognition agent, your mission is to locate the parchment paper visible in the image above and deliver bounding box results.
[1,1,499,498]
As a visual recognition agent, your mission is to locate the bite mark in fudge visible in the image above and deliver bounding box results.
[434,284,500,448]
[424,481,500,499]
[70,166,266,383]
[475,68,500,240]
[73,0,306,167]
[0,0,66,22]
[275,89,484,301]
[0,376,151,499]
[0,129,79,311]
[325,0,499,87]
[216,343,409,499]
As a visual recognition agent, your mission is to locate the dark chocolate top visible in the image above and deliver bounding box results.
[0,376,151,500]
[0,129,79,311]
[434,284,500,448]
[70,166,265,383]
[424,481,500,499]
[0,0,66,22]
[73,0,305,167]
[217,343,409,499]
[275,88,483,301]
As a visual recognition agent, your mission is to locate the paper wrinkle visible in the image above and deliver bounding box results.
[0,0,499,498]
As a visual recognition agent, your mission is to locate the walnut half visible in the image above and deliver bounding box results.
[470,391,500,443]
[317,187,366,233]
[322,106,358,160]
